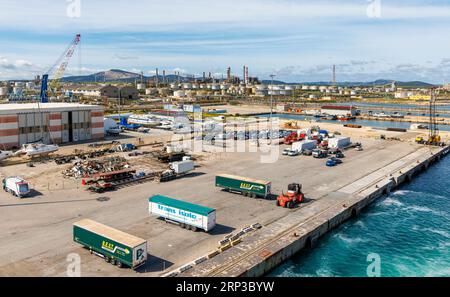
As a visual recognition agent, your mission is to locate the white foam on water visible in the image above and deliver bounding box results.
[354,220,367,229]
[392,190,414,196]
[423,228,450,239]
[405,205,447,218]
[381,197,404,207]
[335,233,368,245]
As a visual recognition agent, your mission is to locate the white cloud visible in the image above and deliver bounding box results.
[0,1,449,32]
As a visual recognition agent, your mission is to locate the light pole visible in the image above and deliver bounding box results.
[270,74,276,119]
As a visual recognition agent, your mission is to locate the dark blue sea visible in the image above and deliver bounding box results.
[270,155,450,277]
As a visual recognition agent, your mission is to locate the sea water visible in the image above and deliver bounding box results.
[270,155,450,277]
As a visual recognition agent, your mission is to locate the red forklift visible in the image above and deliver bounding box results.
[277,183,305,208]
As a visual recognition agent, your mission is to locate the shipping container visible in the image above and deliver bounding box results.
[73,219,147,269]
[328,136,351,149]
[215,174,271,198]
[292,140,317,152]
[170,160,194,174]
[149,195,216,232]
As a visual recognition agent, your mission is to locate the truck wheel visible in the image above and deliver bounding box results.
[180,223,186,229]
[286,202,292,209]
[276,200,280,206]
[251,194,256,198]
[105,257,111,263]
[117,261,123,268]
[190,226,197,232]
[111,259,117,266]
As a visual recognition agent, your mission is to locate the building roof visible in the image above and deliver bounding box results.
[149,195,215,216]
[0,103,103,115]
[321,105,355,110]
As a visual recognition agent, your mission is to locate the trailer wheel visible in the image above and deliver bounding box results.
[276,200,280,207]
[105,257,110,263]
[180,223,186,229]
[286,202,292,209]
[190,226,197,232]
[251,194,256,198]
[111,259,117,266]
[117,261,123,268]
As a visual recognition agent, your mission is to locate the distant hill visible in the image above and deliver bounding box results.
[296,79,436,88]
[61,69,197,83]
[61,69,436,88]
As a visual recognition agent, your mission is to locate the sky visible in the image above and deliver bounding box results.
[0,0,449,83]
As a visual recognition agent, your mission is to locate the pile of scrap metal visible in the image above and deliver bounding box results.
[62,156,130,179]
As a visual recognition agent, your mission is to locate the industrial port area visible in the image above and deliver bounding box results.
[1,2,450,289]
[1,91,449,277]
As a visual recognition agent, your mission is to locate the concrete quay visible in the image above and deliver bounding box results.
[181,145,450,277]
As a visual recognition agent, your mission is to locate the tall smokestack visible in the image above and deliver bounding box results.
[227,67,231,81]
[163,70,166,84]
[332,65,336,85]
[155,68,159,86]
[244,66,249,84]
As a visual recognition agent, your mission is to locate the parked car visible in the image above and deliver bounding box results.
[355,145,363,151]
[287,149,299,156]
[335,152,345,158]
[282,148,290,156]
[326,159,337,167]
[330,157,343,164]
[303,149,312,156]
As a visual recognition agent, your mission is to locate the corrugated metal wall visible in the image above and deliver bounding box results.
[18,112,50,145]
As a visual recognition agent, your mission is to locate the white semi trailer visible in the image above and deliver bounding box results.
[149,195,216,232]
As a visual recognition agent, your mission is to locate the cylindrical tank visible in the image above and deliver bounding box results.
[137,83,146,90]
[13,87,23,95]
[173,90,186,97]
[182,83,192,89]
[145,88,158,95]
[14,82,25,88]
[158,88,171,96]
[0,87,8,96]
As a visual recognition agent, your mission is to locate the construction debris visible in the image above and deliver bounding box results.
[62,156,130,179]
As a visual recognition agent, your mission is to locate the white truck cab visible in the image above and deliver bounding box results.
[2,177,30,198]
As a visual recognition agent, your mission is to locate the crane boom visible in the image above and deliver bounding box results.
[40,34,81,103]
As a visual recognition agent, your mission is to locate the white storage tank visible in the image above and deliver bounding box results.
[182,83,192,89]
[173,90,186,98]
[137,83,146,90]
[0,87,8,96]
[13,87,23,95]
[145,88,158,95]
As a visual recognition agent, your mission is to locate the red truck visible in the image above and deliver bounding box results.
[284,132,306,145]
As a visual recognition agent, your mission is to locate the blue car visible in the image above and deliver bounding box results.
[326,159,337,167]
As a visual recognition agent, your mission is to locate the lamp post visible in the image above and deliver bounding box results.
[270,74,276,119]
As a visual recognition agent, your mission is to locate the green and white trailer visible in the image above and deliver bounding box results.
[149,195,216,232]
[215,174,272,199]
[73,219,147,269]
